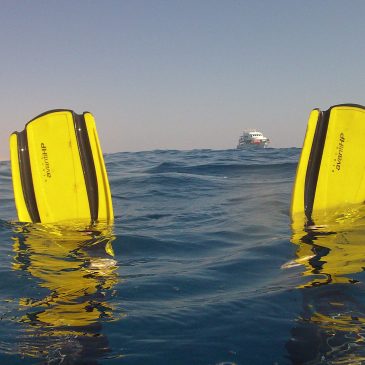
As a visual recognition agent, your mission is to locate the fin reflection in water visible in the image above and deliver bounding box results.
[286,208,365,364]
[10,223,119,364]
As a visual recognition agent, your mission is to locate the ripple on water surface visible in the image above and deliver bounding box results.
[0,149,333,364]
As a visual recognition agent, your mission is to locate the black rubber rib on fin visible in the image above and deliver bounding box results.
[304,109,331,224]
[17,131,41,223]
[73,113,99,223]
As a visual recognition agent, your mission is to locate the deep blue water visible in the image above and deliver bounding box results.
[0,148,364,364]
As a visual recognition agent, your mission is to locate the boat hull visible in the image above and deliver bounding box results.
[237,141,269,149]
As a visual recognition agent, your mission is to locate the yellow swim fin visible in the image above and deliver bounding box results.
[291,104,365,224]
[10,110,114,224]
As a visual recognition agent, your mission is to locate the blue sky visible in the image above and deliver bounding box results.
[1,0,365,158]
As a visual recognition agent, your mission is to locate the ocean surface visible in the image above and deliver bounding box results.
[0,148,365,364]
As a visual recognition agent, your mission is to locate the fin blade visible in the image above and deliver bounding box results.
[26,110,90,223]
[313,105,365,213]
[291,104,365,225]
[10,109,113,224]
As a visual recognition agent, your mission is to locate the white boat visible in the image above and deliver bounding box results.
[236,129,270,149]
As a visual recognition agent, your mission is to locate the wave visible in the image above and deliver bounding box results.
[145,161,298,176]
[0,147,303,365]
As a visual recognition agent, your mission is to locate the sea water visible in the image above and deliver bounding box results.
[0,148,364,364]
